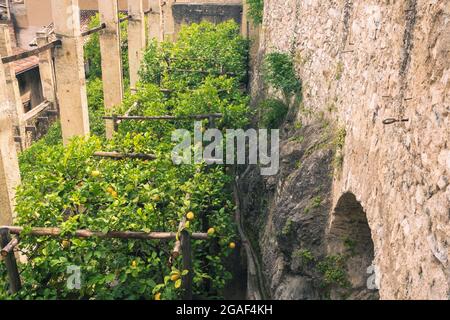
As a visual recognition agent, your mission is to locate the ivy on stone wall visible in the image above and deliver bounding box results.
[246,0,264,24]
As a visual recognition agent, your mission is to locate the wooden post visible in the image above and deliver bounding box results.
[163,0,175,42]
[128,0,146,92]
[180,230,193,300]
[112,114,119,132]
[0,59,21,228]
[99,0,124,139]
[147,0,162,41]
[51,0,90,145]
[0,24,26,148]
[0,228,21,294]
[36,32,57,107]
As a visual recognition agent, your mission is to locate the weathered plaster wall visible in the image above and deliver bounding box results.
[251,0,450,299]
[172,3,242,34]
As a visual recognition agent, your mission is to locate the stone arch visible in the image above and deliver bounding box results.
[327,192,379,299]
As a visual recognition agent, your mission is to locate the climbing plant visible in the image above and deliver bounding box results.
[263,51,301,101]
[258,98,289,129]
[246,0,264,24]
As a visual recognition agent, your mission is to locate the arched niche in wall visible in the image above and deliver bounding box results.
[327,192,379,300]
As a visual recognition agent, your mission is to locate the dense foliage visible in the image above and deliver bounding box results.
[259,98,288,129]
[246,0,264,25]
[1,21,249,300]
[263,52,301,100]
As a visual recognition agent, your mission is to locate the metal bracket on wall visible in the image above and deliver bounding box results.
[382,118,409,125]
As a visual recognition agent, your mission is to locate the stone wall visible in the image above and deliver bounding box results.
[172,3,242,34]
[249,0,450,299]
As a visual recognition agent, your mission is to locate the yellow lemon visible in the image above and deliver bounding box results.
[106,186,114,193]
[152,194,161,202]
[186,212,195,221]
[170,273,180,281]
[61,240,71,249]
[131,260,137,268]
[207,228,215,236]
[154,292,161,300]
[91,170,101,177]
[111,191,118,198]
[229,242,236,249]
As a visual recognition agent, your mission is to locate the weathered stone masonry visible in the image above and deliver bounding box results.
[250,0,450,299]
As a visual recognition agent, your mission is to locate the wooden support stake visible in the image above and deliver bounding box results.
[0,228,21,294]
[104,113,223,121]
[1,225,209,241]
[99,0,124,139]
[128,0,146,92]
[112,114,119,132]
[81,23,106,37]
[180,230,193,300]
[1,237,18,257]
[51,0,90,145]
[172,217,187,259]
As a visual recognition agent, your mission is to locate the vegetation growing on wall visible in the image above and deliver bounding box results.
[259,98,288,129]
[263,52,301,101]
[1,21,249,300]
[246,0,264,25]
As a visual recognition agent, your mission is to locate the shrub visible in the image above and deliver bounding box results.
[86,78,106,136]
[246,0,264,24]
[139,21,249,87]
[259,99,288,129]
[263,52,301,99]
[317,255,350,288]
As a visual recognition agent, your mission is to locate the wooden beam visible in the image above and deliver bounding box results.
[104,113,223,121]
[93,151,157,161]
[1,226,209,241]
[81,23,106,37]
[20,100,52,123]
[1,237,18,257]
[1,40,61,64]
